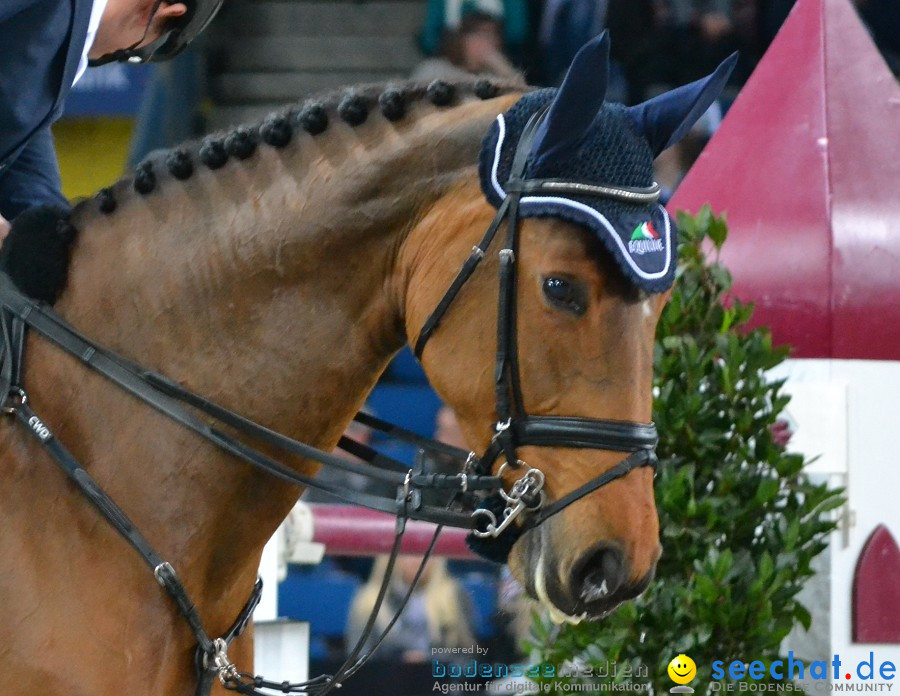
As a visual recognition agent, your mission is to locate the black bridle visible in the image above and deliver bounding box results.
[0,109,660,695]
[414,108,659,558]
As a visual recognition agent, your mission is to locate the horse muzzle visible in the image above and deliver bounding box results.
[516,525,659,623]
[567,542,657,618]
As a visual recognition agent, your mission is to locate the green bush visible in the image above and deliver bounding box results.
[523,207,843,693]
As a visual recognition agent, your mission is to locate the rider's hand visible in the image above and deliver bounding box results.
[0,213,9,243]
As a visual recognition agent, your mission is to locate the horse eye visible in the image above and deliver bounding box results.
[542,276,587,316]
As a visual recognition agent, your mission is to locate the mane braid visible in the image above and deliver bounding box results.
[79,78,528,217]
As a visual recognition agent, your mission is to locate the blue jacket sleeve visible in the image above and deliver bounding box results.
[0,125,70,221]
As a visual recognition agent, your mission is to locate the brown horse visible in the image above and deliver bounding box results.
[0,35,733,695]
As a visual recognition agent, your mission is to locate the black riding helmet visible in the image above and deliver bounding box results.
[88,0,224,66]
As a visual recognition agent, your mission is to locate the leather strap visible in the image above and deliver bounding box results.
[479,416,658,466]
[527,449,657,528]
[5,399,246,669]
[0,287,439,695]
[0,309,25,410]
[194,579,263,696]
[413,197,510,359]
[0,274,500,529]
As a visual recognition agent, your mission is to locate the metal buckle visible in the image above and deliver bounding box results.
[471,467,546,539]
[502,468,546,509]
[470,507,500,538]
[395,470,414,534]
[2,386,26,416]
[496,459,525,478]
[457,452,483,493]
[212,638,240,685]
[153,561,174,586]
[402,469,412,501]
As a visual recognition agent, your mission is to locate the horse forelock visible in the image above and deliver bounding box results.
[73,78,530,222]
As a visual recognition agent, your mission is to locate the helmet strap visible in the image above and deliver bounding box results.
[87,0,168,67]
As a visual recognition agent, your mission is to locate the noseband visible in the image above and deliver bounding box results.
[414,108,660,560]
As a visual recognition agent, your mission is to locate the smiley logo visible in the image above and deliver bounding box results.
[668,654,697,685]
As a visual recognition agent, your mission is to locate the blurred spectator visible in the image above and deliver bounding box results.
[536,0,758,102]
[345,555,477,662]
[419,0,533,71]
[537,0,610,87]
[412,6,521,83]
[661,0,754,87]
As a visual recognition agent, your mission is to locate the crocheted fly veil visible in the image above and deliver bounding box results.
[478,33,737,293]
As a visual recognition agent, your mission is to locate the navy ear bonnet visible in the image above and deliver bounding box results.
[478,92,675,293]
[476,33,737,295]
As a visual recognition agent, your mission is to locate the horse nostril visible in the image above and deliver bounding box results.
[578,547,627,604]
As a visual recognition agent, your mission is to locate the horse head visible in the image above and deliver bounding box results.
[405,34,735,622]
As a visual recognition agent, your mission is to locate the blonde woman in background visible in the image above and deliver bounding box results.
[345,554,476,663]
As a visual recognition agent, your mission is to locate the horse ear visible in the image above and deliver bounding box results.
[529,31,611,171]
[626,52,738,157]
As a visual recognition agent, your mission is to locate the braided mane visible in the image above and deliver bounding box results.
[83,78,528,216]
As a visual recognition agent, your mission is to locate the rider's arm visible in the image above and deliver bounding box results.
[0,125,70,223]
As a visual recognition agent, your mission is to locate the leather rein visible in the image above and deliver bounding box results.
[0,273,489,695]
[0,109,660,695]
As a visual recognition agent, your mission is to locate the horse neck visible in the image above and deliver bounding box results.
[65,101,502,436]
[38,95,516,604]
